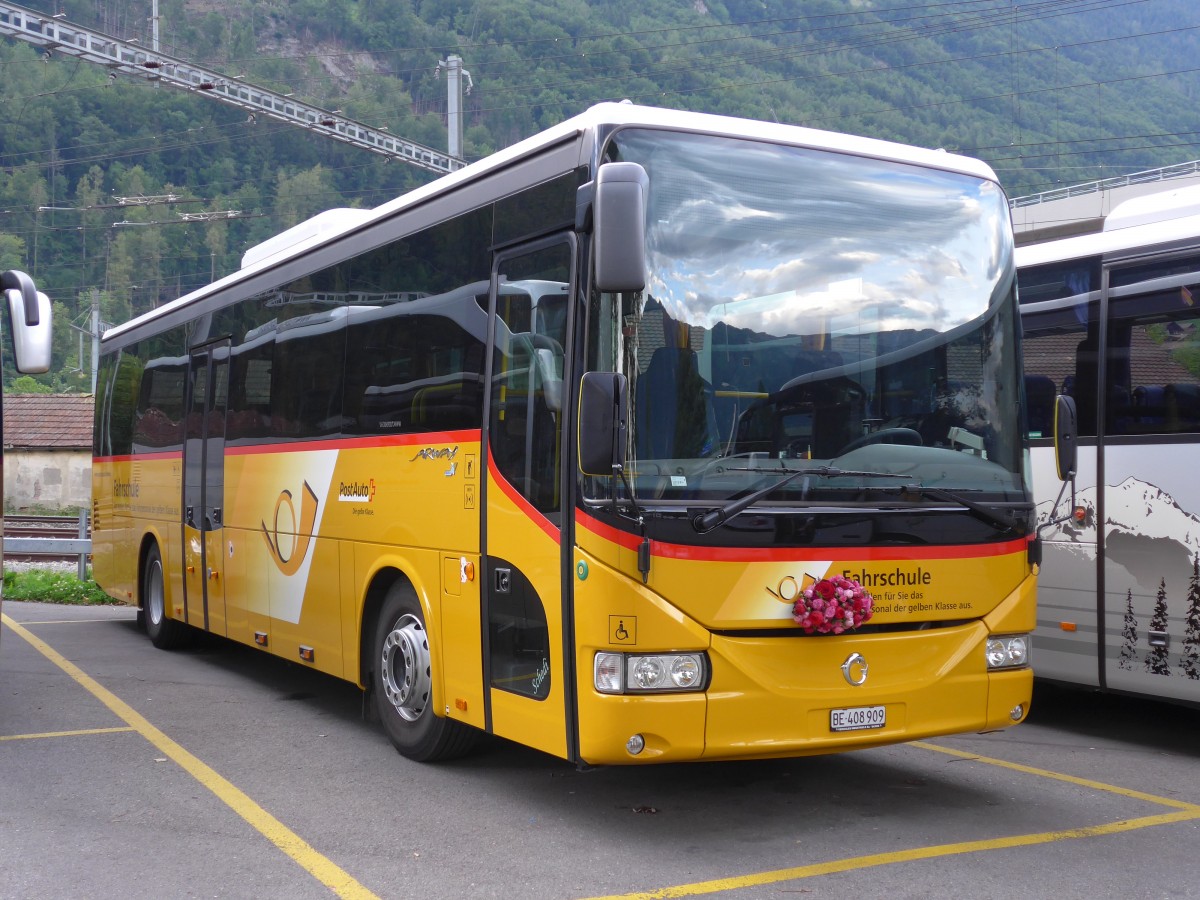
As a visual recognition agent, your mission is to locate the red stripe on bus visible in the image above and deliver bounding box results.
[93,451,181,463]
[575,509,1030,562]
[224,430,481,456]
[486,448,560,543]
[95,432,480,463]
[575,509,643,551]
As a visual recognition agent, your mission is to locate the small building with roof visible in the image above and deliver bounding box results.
[2,394,94,512]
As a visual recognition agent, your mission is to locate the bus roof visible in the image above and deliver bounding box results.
[1016,183,1200,269]
[104,101,1002,344]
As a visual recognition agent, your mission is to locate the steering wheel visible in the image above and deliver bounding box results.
[836,427,923,455]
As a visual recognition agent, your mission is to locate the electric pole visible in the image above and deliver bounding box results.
[438,54,473,161]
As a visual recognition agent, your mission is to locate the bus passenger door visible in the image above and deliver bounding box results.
[182,341,230,635]
[483,238,575,759]
[1101,266,1200,704]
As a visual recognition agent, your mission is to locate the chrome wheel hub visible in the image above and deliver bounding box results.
[147,559,164,625]
[380,614,431,722]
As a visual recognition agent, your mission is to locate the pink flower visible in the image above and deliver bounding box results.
[791,576,875,634]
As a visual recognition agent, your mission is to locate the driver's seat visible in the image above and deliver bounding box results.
[635,347,719,459]
[810,379,867,458]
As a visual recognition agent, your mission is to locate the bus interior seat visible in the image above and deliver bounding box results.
[711,347,842,447]
[810,378,867,458]
[1072,337,1098,434]
[1125,384,1166,431]
[1024,374,1056,436]
[296,381,344,435]
[635,347,719,459]
[1165,382,1200,430]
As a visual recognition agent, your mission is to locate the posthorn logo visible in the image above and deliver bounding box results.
[262,481,319,576]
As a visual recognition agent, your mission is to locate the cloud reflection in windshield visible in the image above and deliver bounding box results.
[619,130,1012,339]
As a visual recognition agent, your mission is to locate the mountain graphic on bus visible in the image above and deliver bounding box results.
[1038,476,1200,595]
[1037,475,1200,679]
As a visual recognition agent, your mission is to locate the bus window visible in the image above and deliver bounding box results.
[490,253,570,518]
[133,352,187,453]
[1106,279,1200,436]
[1020,295,1100,438]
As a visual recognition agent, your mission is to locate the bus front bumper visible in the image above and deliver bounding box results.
[576,622,1032,765]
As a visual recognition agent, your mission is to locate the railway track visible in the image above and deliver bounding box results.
[2,514,91,565]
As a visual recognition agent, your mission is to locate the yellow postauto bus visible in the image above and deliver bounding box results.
[92,103,1043,765]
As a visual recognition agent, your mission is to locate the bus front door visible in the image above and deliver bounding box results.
[483,238,575,759]
[182,341,229,635]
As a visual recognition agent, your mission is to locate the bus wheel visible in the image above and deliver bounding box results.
[143,545,190,650]
[373,583,477,762]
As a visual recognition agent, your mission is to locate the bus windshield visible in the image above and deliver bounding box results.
[587,128,1027,507]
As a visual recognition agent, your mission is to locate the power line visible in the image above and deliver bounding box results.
[0,1,463,173]
[3,0,1196,221]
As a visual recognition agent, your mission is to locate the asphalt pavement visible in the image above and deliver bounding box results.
[3,599,1199,900]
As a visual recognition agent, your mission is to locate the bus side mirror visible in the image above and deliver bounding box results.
[593,162,647,293]
[578,371,628,476]
[1054,394,1077,482]
[2,269,41,326]
[2,270,52,374]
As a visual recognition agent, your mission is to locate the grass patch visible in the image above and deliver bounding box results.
[3,569,124,605]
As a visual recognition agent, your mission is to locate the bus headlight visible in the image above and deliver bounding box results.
[986,634,1030,670]
[594,652,708,694]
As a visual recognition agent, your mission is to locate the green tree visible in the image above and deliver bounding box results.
[9,375,53,394]
[1118,588,1138,671]
[273,166,341,229]
[1183,554,1200,680]
[0,233,28,271]
[1145,578,1171,676]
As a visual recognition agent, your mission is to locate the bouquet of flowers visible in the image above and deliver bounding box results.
[792,575,874,635]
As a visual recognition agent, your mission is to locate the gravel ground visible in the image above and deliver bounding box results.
[4,560,92,575]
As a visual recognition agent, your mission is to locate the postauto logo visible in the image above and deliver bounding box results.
[262,481,319,576]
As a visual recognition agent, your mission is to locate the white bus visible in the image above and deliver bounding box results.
[0,269,53,632]
[1018,185,1200,704]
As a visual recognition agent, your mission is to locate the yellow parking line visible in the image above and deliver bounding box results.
[583,809,1200,900]
[2,613,379,900]
[14,618,135,626]
[912,740,1200,811]
[1,726,135,741]
[584,738,1200,900]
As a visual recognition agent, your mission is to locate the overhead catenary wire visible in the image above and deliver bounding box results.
[1,0,1191,182]
[0,0,1186,156]
[2,0,1196,281]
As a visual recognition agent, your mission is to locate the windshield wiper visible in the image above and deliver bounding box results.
[690,465,910,534]
[900,485,1028,535]
[691,467,1029,536]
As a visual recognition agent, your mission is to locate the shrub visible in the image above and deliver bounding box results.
[2,569,122,605]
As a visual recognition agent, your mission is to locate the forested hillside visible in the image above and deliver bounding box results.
[2,0,1197,390]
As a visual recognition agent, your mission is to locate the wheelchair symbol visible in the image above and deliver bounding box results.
[609,615,636,644]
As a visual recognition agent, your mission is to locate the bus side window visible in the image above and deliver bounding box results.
[1020,297,1099,439]
[227,355,272,442]
[133,357,186,453]
[345,310,486,436]
[1107,281,1200,436]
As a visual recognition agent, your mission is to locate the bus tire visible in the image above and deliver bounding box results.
[373,582,477,762]
[143,544,191,650]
